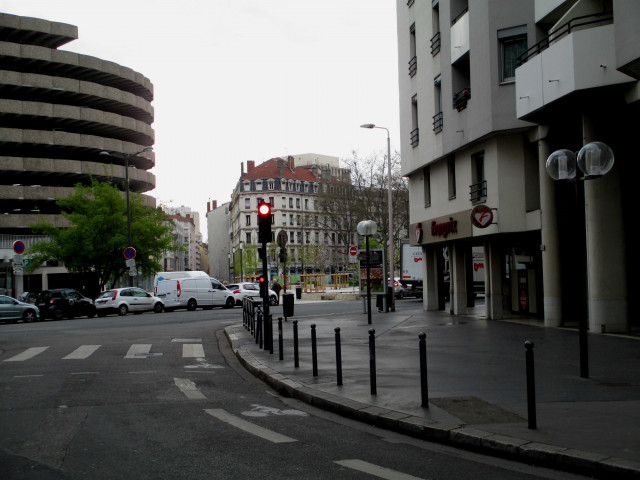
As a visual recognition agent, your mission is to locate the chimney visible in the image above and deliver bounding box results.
[207,201,210,212]
[247,160,255,171]
[241,162,244,175]
[277,158,284,178]
[212,200,217,209]
[288,156,295,170]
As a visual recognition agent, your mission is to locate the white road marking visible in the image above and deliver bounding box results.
[4,347,49,362]
[335,459,426,480]
[204,409,297,443]
[242,404,308,417]
[125,344,152,358]
[14,375,44,378]
[182,344,205,358]
[63,345,101,360]
[174,377,207,400]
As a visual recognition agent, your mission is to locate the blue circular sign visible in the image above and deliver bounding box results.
[13,240,25,254]
[124,247,136,259]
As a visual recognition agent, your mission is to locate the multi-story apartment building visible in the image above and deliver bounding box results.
[0,13,155,297]
[206,200,231,281]
[397,0,639,333]
[229,155,352,278]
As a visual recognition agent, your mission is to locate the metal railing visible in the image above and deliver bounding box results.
[453,87,471,111]
[515,11,613,68]
[0,234,50,249]
[408,56,417,77]
[432,112,443,133]
[470,180,487,204]
[430,32,441,56]
[410,128,419,147]
[451,6,468,26]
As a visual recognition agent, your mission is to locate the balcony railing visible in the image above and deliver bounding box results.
[410,128,419,147]
[407,0,415,6]
[432,111,443,133]
[430,31,441,56]
[469,180,487,204]
[453,87,471,111]
[451,6,468,26]
[516,11,613,68]
[408,56,417,77]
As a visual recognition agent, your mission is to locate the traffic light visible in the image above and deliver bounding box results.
[258,201,272,244]
[258,275,267,297]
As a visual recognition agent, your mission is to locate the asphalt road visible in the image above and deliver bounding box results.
[0,301,590,479]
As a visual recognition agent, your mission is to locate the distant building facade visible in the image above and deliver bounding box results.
[206,200,231,282]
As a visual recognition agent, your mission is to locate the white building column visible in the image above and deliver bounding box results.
[423,246,439,311]
[537,136,563,327]
[583,116,628,333]
[450,243,467,315]
[485,240,503,320]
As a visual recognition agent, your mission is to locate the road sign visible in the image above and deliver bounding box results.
[13,240,25,254]
[277,230,288,247]
[124,247,136,259]
[349,246,358,263]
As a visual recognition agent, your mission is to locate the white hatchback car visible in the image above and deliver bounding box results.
[95,287,164,316]
[227,282,278,306]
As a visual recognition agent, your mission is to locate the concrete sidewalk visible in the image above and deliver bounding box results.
[225,301,640,478]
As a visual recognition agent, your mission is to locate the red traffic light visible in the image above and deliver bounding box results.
[258,275,265,283]
[258,203,271,216]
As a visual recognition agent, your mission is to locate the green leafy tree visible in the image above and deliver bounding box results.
[27,180,177,294]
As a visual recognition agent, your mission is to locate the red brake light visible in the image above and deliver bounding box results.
[177,280,181,297]
[394,281,399,287]
[233,289,240,294]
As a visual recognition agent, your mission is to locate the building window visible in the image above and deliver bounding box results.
[448,155,456,199]
[296,214,301,225]
[282,197,286,207]
[268,181,274,190]
[269,196,274,206]
[289,198,293,208]
[282,213,286,225]
[304,198,308,209]
[296,198,300,208]
[411,94,419,147]
[433,75,443,133]
[245,215,251,226]
[499,26,527,83]
[244,198,250,209]
[290,231,295,243]
[245,232,251,244]
[408,23,417,77]
[423,166,431,207]
[470,152,487,204]
[289,214,294,225]
[431,2,441,56]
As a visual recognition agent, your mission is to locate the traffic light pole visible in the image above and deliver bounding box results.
[262,244,271,352]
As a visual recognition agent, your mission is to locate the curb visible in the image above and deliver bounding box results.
[225,325,640,479]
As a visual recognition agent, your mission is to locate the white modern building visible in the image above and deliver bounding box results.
[396,0,639,333]
[206,200,231,282]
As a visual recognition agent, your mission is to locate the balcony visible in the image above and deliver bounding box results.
[432,111,443,133]
[450,7,469,64]
[408,56,417,77]
[410,128,419,147]
[431,32,441,56]
[453,88,470,111]
[469,180,487,204]
[515,15,633,119]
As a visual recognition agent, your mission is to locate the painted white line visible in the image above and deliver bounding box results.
[335,459,426,480]
[182,344,205,358]
[204,409,297,444]
[63,345,101,360]
[174,378,207,400]
[70,372,99,375]
[125,344,152,359]
[4,347,49,362]
[14,375,44,378]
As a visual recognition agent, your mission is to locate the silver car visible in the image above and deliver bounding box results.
[0,295,40,323]
[227,282,279,306]
[95,287,164,316]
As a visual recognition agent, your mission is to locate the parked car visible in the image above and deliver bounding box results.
[155,276,235,311]
[95,288,164,317]
[35,288,96,320]
[389,277,418,299]
[227,282,278,306]
[0,295,40,323]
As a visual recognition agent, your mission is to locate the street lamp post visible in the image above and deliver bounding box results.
[361,124,395,312]
[545,141,614,379]
[239,240,244,282]
[100,146,153,286]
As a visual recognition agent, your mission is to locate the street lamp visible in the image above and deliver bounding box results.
[358,220,377,325]
[360,123,395,312]
[545,141,614,379]
[100,146,153,286]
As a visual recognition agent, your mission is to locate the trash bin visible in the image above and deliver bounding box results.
[295,287,302,300]
[283,293,294,317]
[376,293,384,311]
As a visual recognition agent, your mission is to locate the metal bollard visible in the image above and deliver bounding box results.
[369,328,376,395]
[525,340,537,429]
[293,320,299,368]
[311,324,318,377]
[418,332,429,407]
[268,314,273,355]
[256,311,262,347]
[278,317,284,361]
[335,327,342,386]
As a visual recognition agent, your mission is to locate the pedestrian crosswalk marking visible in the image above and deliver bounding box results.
[3,347,49,362]
[125,344,152,358]
[63,345,101,360]
[335,459,425,480]
[174,377,207,400]
[204,409,297,443]
[183,344,205,358]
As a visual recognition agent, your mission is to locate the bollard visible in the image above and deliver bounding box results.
[335,327,342,386]
[525,340,537,429]
[311,324,318,377]
[419,332,429,407]
[293,320,299,368]
[256,311,262,347]
[268,314,274,355]
[369,328,376,395]
[278,317,284,361]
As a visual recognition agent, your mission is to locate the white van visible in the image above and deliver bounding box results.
[153,271,209,294]
[156,276,235,311]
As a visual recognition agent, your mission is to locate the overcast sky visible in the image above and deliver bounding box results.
[1,0,400,239]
